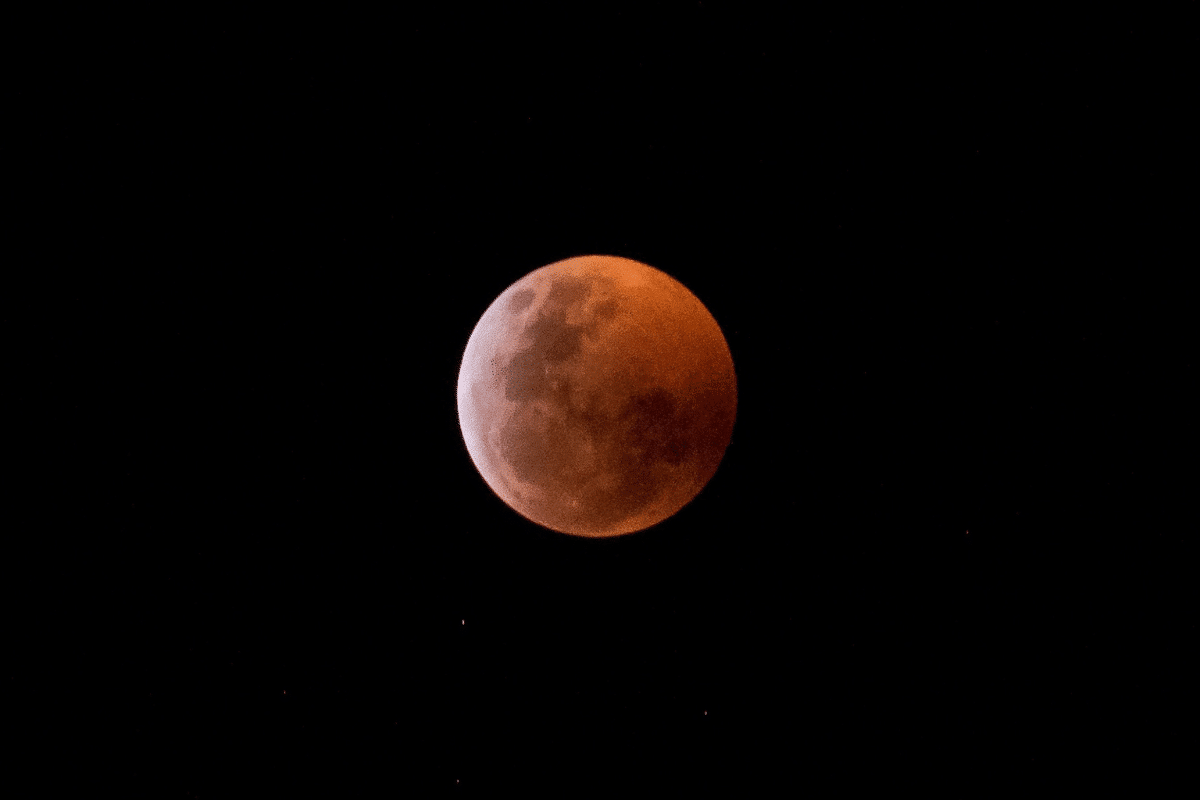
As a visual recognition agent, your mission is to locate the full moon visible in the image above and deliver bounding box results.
[456,255,737,537]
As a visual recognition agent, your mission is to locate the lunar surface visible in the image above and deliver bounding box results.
[456,255,737,537]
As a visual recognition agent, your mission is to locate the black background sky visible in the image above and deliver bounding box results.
[23,4,1192,796]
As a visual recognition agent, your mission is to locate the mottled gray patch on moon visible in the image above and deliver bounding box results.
[508,289,536,314]
[543,274,591,310]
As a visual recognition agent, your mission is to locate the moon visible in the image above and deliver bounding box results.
[456,255,737,538]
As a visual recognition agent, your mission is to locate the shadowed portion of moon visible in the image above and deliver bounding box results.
[457,255,737,537]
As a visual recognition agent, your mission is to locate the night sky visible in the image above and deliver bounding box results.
[30,5,1190,795]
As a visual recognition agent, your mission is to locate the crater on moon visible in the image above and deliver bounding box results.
[457,255,737,537]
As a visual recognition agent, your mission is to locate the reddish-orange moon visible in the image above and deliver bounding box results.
[456,255,737,537]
